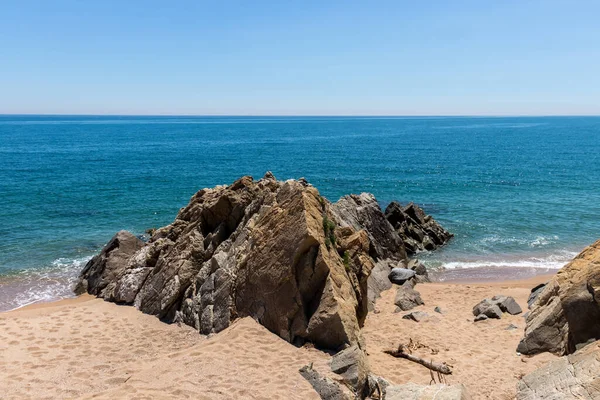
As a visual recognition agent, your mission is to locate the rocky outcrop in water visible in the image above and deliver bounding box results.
[385,201,453,255]
[76,174,452,351]
[517,239,600,355]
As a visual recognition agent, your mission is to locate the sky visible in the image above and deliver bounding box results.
[1,0,599,116]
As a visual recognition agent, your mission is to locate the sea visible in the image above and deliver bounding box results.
[1,115,599,311]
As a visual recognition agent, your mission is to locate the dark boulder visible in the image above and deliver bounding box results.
[473,296,522,320]
[492,295,523,315]
[388,268,416,285]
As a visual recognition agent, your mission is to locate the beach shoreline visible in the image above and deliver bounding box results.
[0,264,559,313]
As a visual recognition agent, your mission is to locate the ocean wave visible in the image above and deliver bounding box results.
[0,256,91,312]
[439,252,577,270]
[475,234,561,249]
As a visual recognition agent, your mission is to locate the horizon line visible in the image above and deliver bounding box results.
[2,113,600,118]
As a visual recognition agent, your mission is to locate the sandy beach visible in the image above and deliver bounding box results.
[0,274,557,400]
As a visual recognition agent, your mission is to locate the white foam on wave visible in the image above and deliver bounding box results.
[0,256,92,312]
[440,251,578,270]
[478,234,560,248]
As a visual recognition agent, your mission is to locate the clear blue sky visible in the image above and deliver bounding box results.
[1,0,599,115]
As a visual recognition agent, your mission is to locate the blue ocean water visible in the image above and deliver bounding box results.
[1,115,599,310]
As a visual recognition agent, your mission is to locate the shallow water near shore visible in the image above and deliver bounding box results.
[1,115,599,311]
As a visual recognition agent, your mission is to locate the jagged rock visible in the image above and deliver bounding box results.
[77,174,376,350]
[366,374,391,399]
[472,299,503,319]
[483,305,502,319]
[491,295,523,315]
[386,383,471,400]
[473,296,521,320]
[330,345,369,397]
[402,311,429,322]
[388,268,416,285]
[332,193,406,261]
[527,283,546,309]
[408,258,430,283]
[384,201,453,255]
[394,285,424,311]
[474,314,489,322]
[299,364,353,400]
[75,231,145,296]
[516,341,600,399]
[518,239,600,355]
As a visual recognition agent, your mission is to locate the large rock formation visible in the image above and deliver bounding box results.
[516,341,600,399]
[78,174,380,350]
[385,201,453,255]
[77,174,452,352]
[518,239,600,355]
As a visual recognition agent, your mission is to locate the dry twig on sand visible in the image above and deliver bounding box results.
[384,342,453,381]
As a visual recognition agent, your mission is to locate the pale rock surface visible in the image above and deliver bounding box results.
[516,341,600,399]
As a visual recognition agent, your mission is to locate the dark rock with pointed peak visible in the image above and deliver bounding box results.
[384,201,452,255]
[332,193,406,262]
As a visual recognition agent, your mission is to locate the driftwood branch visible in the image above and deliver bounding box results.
[384,347,452,375]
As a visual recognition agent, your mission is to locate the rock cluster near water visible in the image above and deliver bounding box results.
[384,201,453,255]
[76,174,450,353]
[517,239,600,356]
